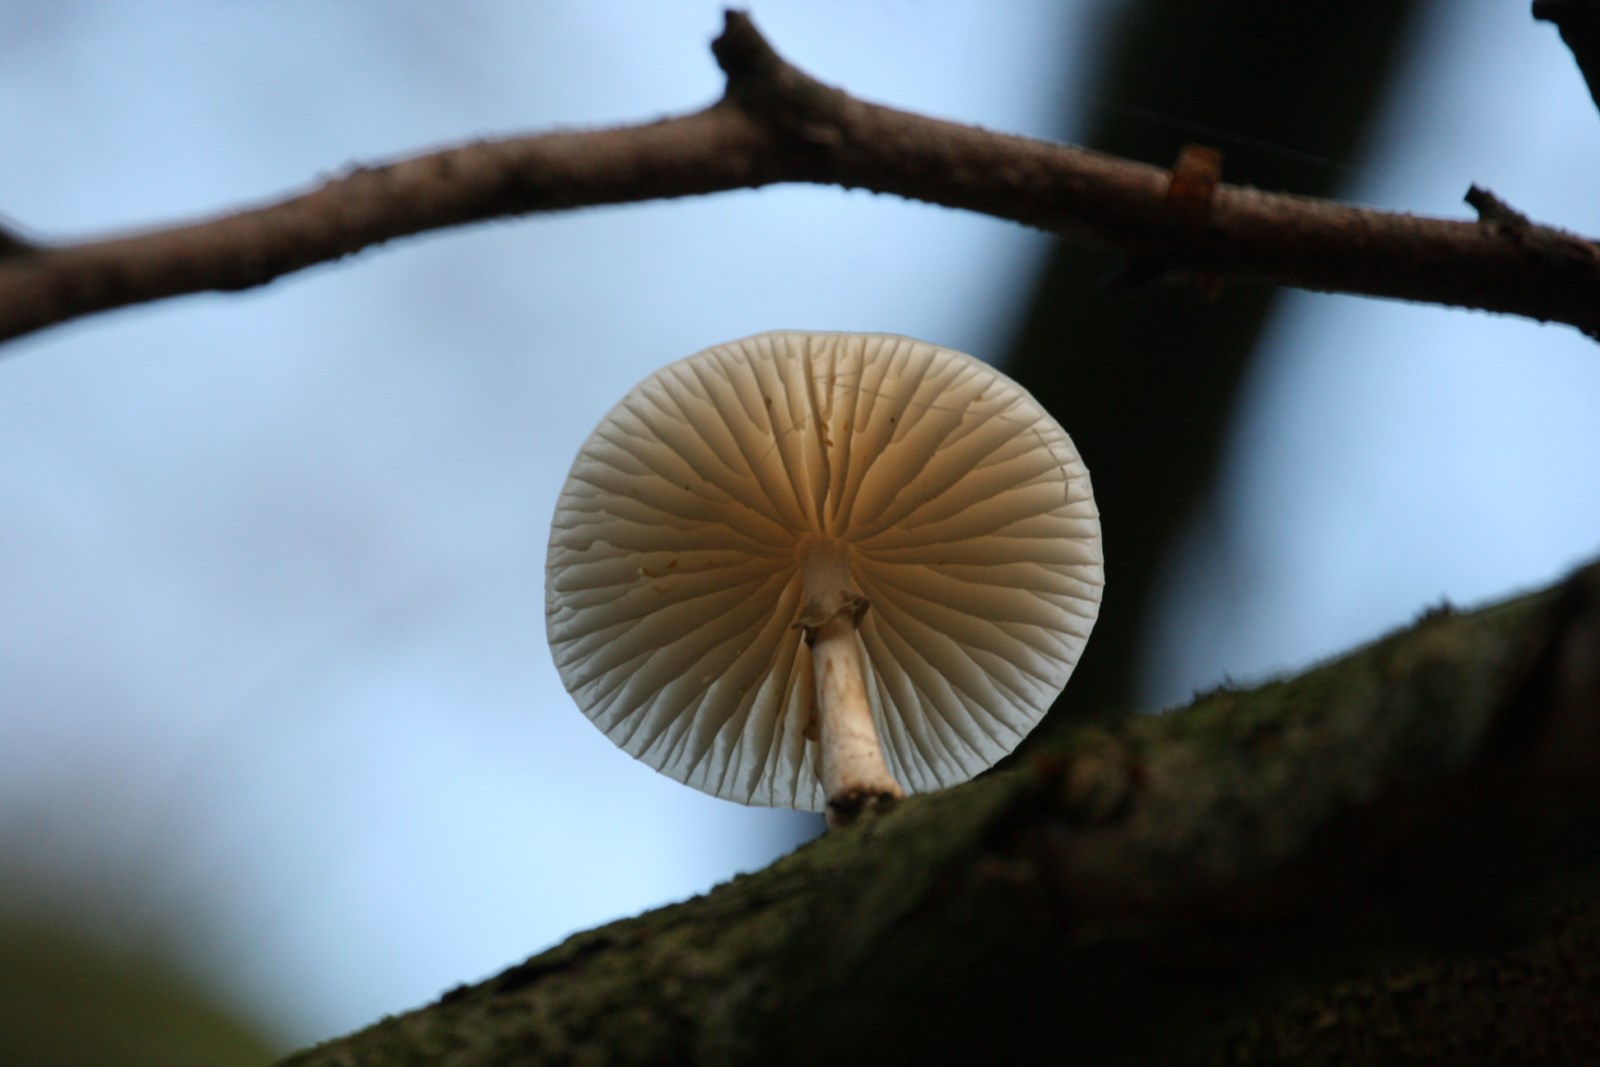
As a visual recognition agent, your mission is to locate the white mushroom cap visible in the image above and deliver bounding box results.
[545,331,1102,812]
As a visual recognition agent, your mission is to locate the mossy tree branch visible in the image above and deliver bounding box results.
[281,558,1600,1066]
[2,9,1599,348]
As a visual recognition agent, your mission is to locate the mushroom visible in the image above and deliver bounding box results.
[546,331,1102,825]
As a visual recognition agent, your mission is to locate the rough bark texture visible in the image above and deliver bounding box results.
[2,11,1598,349]
[281,558,1600,1066]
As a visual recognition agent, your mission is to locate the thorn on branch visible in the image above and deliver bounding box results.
[1465,184,1533,228]
[1533,0,1600,115]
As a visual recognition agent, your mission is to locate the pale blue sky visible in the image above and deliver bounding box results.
[0,0,1596,1049]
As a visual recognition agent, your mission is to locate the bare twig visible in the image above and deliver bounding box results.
[1535,0,1600,115]
[2,9,1598,348]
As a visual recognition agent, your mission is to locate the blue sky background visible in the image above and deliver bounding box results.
[1,0,1596,1050]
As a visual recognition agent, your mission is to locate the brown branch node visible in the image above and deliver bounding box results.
[711,10,792,91]
[711,10,853,153]
[1465,184,1533,228]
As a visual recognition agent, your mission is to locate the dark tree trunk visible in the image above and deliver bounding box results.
[1004,0,1428,722]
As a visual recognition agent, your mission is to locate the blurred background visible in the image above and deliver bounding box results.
[1,1,1597,1060]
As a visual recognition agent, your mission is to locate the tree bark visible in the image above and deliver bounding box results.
[280,557,1600,1066]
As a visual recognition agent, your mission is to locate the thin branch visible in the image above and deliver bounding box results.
[2,9,1599,348]
[1535,0,1600,115]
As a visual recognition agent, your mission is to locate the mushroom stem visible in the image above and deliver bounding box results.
[810,613,904,825]
[800,537,904,826]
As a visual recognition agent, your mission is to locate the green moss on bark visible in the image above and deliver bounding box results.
[283,563,1600,1067]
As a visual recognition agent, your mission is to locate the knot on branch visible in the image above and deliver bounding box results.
[1465,184,1533,228]
[710,10,851,150]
